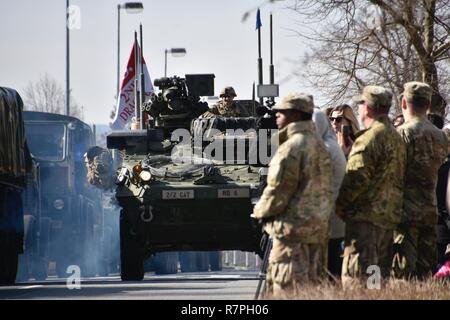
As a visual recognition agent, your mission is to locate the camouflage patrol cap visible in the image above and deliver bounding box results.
[219,86,237,98]
[272,92,314,114]
[356,85,393,110]
[402,81,432,101]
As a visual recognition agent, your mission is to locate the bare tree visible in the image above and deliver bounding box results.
[23,73,84,120]
[110,95,117,121]
[279,0,450,116]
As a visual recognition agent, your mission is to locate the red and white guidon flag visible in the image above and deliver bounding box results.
[110,41,154,130]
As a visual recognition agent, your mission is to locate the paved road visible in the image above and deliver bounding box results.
[0,270,262,300]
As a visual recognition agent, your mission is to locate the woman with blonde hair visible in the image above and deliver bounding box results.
[329,104,360,157]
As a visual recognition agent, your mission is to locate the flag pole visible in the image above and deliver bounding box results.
[139,23,145,130]
[269,12,275,105]
[134,31,139,129]
[257,9,263,106]
[252,82,256,116]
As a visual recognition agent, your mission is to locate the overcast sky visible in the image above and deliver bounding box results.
[0,0,313,125]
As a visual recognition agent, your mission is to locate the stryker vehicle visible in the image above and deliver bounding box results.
[0,87,31,285]
[108,74,275,280]
[21,111,113,278]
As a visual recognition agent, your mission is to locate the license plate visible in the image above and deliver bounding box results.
[218,188,250,198]
[162,190,194,200]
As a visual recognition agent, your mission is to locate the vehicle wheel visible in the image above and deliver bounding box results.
[209,251,222,271]
[153,252,179,275]
[120,211,144,281]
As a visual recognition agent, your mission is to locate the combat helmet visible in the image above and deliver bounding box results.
[219,86,237,98]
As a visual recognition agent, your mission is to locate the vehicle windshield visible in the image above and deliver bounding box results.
[25,123,66,161]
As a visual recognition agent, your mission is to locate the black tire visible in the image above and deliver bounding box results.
[120,211,144,281]
[153,252,179,275]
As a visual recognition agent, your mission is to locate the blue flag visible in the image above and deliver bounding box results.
[256,8,262,30]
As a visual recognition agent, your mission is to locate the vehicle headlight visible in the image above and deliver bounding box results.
[53,199,64,210]
[139,170,152,182]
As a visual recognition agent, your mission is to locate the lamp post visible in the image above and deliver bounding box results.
[117,2,143,95]
[164,48,187,77]
[66,0,70,116]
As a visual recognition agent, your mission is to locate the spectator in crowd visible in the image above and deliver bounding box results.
[324,106,334,117]
[436,127,450,267]
[434,244,450,280]
[329,104,359,157]
[313,110,347,278]
[427,113,444,129]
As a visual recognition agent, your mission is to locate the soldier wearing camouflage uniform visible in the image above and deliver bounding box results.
[335,86,406,288]
[393,82,448,279]
[253,93,333,298]
[84,146,115,190]
[202,86,250,118]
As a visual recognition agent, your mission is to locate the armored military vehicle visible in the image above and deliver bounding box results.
[107,74,274,280]
[21,111,113,278]
[0,87,31,285]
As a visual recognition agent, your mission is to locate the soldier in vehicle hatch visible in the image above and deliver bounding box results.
[202,86,250,118]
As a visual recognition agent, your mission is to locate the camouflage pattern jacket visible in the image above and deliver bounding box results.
[253,121,333,244]
[336,115,406,229]
[84,149,114,190]
[397,116,448,227]
[203,101,250,118]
